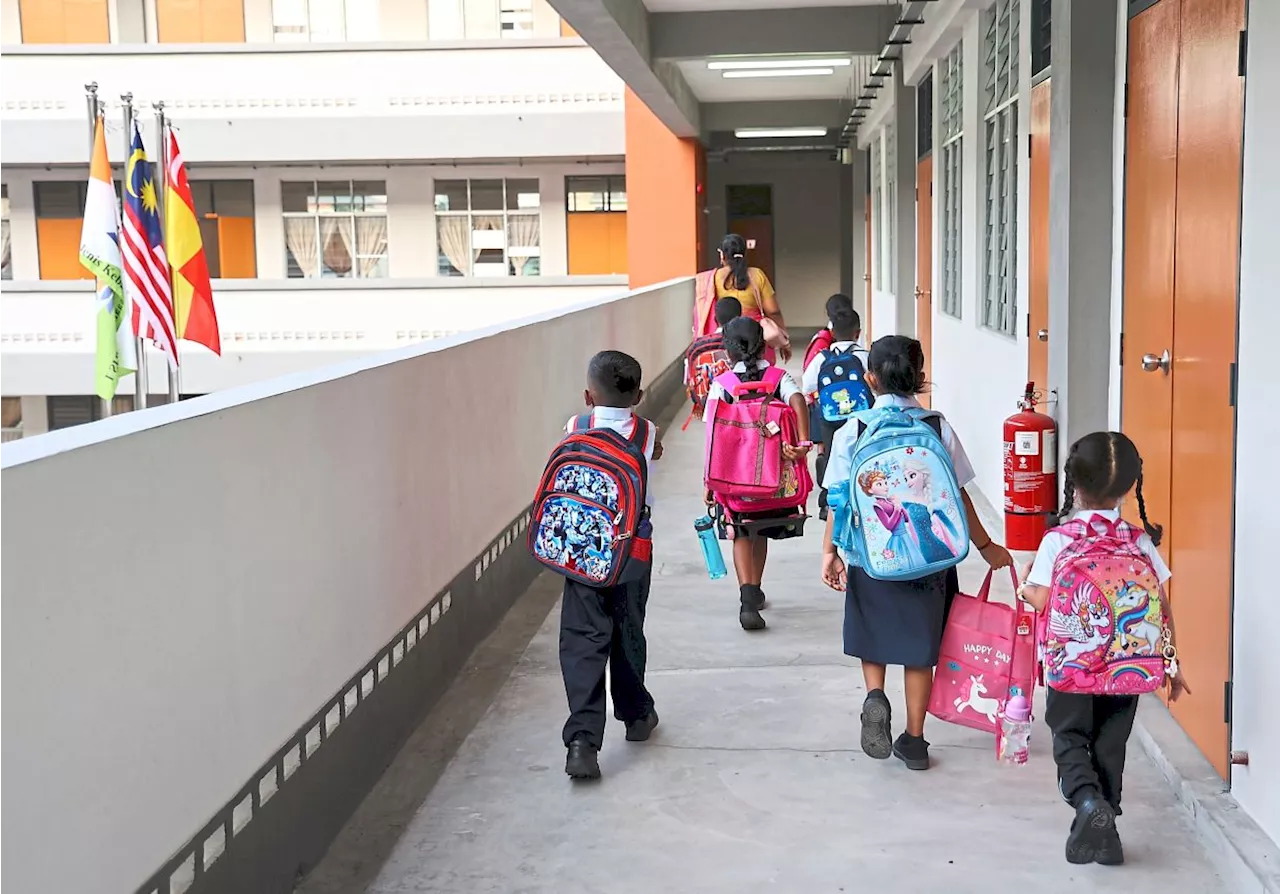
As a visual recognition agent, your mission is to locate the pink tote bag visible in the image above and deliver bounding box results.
[929,568,1038,736]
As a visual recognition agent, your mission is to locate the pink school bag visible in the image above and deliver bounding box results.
[705,368,812,514]
[1039,517,1171,696]
[929,567,1038,735]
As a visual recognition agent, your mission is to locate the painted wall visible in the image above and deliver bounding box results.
[1229,0,1280,847]
[705,151,846,329]
[624,89,701,289]
[928,6,1032,504]
[0,278,693,894]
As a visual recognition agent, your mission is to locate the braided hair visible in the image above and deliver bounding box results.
[722,316,767,383]
[720,234,751,291]
[1057,431,1163,546]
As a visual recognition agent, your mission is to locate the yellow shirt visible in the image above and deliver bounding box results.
[713,267,775,316]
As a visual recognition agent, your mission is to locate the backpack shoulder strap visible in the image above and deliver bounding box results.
[629,417,651,451]
[761,366,786,389]
[570,412,593,433]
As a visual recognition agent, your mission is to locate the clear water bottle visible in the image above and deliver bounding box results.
[694,515,727,580]
[998,694,1032,766]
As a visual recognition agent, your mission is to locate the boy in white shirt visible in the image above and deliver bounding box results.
[802,305,868,520]
[560,351,662,780]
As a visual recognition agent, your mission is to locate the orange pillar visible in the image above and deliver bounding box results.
[624,88,705,289]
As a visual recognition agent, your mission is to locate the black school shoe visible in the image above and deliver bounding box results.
[892,732,931,770]
[1065,797,1119,864]
[860,690,893,759]
[565,736,601,780]
[740,586,767,630]
[625,710,660,742]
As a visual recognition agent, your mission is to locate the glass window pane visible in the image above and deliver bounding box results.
[470,179,504,211]
[352,180,386,212]
[272,0,309,39]
[567,176,606,212]
[281,181,311,213]
[437,215,469,275]
[608,177,627,211]
[434,179,468,212]
[315,180,350,213]
[35,182,84,219]
[319,217,354,277]
[284,218,317,277]
[213,181,255,216]
[309,0,347,41]
[355,215,388,277]
[507,178,539,210]
[189,181,215,217]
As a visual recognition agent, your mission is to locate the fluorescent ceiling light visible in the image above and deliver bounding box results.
[708,57,852,71]
[735,127,829,139]
[723,68,835,79]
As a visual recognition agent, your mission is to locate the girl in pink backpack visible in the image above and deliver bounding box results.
[704,316,811,631]
[1018,432,1188,867]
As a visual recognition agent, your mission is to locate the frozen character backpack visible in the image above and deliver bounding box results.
[831,407,968,581]
[705,368,812,515]
[1039,516,1173,695]
[682,333,732,430]
[816,346,872,424]
[529,413,651,588]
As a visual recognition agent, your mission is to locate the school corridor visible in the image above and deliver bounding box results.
[293,381,1224,893]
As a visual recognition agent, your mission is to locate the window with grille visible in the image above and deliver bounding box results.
[434,179,541,277]
[1031,0,1051,78]
[939,43,963,319]
[982,0,1019,337]
[282,180,388,278]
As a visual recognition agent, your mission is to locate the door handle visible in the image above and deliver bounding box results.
[1037,328,1048,342]
[1141,349,1172,375]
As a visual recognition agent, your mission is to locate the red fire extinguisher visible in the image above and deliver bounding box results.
[1003,382,1057,552]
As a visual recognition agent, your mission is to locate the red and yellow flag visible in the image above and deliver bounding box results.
[164,130,220,355]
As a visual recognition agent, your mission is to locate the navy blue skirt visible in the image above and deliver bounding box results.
[843,566,960,668]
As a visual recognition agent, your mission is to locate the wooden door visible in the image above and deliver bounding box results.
[1028,79,1051,395]
[865,195,873,334]
[1165,0,1244,779]
[728,216,775,287]
[915,156,933,408]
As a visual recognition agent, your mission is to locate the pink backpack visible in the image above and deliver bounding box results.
[1038,517,1171,696]
[705,368,812,514]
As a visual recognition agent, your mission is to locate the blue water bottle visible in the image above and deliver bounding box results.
[694,515,728,580]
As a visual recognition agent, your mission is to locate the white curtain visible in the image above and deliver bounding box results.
[284,218,320,277]
[320,217,354,277]
[437,216,470,275]
[356,216,388,278]
[473,215,503,263]
[506,213,540,276]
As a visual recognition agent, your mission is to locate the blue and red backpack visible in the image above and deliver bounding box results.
[528,413,652,587]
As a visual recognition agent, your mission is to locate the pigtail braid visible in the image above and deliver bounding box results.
[1135,463,1164,547]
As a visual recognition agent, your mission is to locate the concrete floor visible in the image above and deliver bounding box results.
[311,391,1225,894]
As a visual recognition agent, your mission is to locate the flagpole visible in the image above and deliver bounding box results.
[155,101,181,406]
[121,92,148,412]
[86,83,113,420]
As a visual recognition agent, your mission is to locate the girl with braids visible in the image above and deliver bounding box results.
[1018,431,1187,866]
[692,234,791,362]
[704,317,810,631]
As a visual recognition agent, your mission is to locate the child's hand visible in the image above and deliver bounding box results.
[980,542,1014,570]
[821,552,846,591]
[1168,672,1191,702]
[653,440,665,461]
[704,489,715,507]
[782,443,811,461]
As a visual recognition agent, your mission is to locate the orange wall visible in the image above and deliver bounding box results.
[624,88,703,289]
[567,212,628,275]
[20,0,109,43]
[157,0,245,42]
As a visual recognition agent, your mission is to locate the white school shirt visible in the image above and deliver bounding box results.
[702,360,804,428]
[564,406,659,508]
[801,340,869,396]
[822,393,977,491]
[1027,508,1171,587]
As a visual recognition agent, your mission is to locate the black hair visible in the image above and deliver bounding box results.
[722,316,766,382]
[1058,431,1163,546]
[825,292,853,323]
[720,233,750,291]
[714,296,744,327]
[829,301,861,340]
[866,335,927,397]
[587,350,643,406]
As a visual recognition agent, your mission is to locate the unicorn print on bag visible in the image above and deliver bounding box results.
[953,673,1001,725]
[1113,581,1162,656]
[1046,582,1113,673]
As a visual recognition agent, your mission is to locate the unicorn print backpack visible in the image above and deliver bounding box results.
[1039,517,1173,695]
[831,407,968,581]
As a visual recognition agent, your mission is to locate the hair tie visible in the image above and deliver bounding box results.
[732,253,744,259]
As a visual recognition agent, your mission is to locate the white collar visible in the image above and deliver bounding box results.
[1072,508,1122,521]
[590,406,634,422]
[872,393,922,410]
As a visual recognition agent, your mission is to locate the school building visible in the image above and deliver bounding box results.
[3,0,1279,892]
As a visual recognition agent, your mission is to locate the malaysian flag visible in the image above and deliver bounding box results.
[123,123,178,368]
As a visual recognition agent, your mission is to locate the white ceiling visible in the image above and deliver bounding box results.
[677,55,878,103]
[645,0,887,12]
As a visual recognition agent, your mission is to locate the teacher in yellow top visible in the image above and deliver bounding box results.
[693,233,791,362]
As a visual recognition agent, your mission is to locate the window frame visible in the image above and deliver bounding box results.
[565,175,627,213]
[981,0,1020,338]
[434,178,542,277]
[1,184,11,281]
[281,179,388,280]
[939,43,964,320]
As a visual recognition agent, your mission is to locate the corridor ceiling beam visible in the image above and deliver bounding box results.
[550,0,701,137]
[649,7,891,60]
[701,100,852,133]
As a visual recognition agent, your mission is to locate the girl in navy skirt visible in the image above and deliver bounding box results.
[820,336,1013,770]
